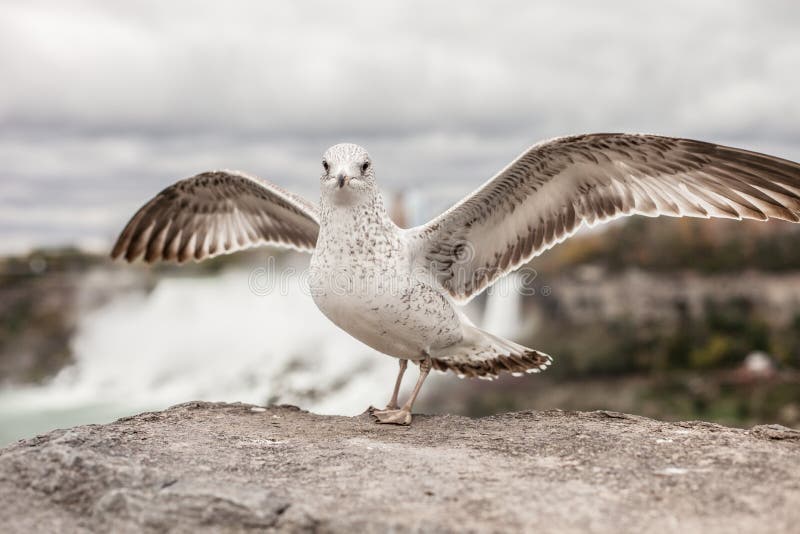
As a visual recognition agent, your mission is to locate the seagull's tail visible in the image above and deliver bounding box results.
[429,325,553,380]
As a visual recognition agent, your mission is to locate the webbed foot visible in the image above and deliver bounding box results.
[370,407,412,425]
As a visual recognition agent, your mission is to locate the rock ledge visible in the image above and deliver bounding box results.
[1,402,799,533]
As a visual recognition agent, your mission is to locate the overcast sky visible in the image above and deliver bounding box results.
[1,0,799,253]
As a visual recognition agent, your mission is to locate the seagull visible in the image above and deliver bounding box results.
[112,133,800,425]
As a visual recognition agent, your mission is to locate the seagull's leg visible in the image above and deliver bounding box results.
[370,359,408,415]
[386,359,408,409]
[372,356,431,426]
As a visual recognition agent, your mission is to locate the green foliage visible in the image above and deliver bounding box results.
[526,294,798,376]
[689,335,733,369]
[534,218,800,275]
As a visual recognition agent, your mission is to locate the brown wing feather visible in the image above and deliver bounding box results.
[413,133,800,302]
[111,171,319,263]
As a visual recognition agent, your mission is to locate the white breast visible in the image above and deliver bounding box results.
[309,209,463,359]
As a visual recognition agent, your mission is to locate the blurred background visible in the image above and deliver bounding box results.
[2,0,800,445]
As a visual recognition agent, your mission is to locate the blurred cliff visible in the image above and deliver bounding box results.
[424,217,800,428]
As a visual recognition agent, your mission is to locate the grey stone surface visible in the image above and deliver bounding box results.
[1,402,799,533]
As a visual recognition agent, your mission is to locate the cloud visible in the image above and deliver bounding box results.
[0,0,799,253]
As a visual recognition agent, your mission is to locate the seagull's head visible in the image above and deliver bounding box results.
[320,143,376,206]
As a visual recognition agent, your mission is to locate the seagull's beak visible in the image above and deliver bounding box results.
[336,173,348,188]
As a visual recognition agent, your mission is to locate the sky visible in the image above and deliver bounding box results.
[1,0,799,254]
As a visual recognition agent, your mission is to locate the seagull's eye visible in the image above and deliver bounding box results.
[322,160,329,173]
[361,161,370,173]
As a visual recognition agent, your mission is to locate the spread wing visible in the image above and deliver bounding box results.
[411,133,800,302]
[111,170,319,263]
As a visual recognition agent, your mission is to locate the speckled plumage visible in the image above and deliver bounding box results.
[305,144,551,379]
[112,134,800,422]
[308,147,463,364]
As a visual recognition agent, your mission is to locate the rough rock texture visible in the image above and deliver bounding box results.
[1,402,799,533]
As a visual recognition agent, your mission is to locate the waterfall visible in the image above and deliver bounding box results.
[0,260,527,445]
[0,267,396,444]
[481,273,523,339]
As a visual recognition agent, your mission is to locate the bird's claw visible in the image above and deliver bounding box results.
[370,407,412,425]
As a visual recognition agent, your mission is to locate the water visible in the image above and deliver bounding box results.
[0,266,524,446]
[481,274,522,339]
[0,268,394,444]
